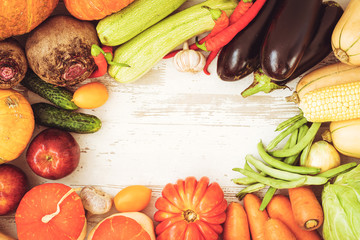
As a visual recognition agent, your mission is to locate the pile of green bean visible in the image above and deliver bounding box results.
[232,112,358,210]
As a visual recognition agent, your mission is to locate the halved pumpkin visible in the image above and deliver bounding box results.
[88,212,156,240]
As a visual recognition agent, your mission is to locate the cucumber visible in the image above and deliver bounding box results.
[32,103,101,134]
[21,71,78,110]
[109,0,237,83]
[96,0,187,46]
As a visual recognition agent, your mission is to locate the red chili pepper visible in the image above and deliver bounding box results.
[203,48,221,75]
[89,45,108,78]
[230,0,253,24]
[163,7,229,59]
[89,45,130,78]
[197,0,267,52]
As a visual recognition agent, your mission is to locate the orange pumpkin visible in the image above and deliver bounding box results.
[64,0,135,21]
[0,89,34,163]
[0,0,59,40]
[15,183,86,240]
[88,212,156,240]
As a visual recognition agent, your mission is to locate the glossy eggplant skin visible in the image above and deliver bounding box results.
[287,1,343,80]
[217,0,279,81]
[260,0,322,81]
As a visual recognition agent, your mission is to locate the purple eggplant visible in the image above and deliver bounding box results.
[216,0,279,81]
[242,1,343,97]
[260,0,322,80]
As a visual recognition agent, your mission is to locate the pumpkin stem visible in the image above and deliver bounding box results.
[183,209,198,223]
[5,96,19,108]
[334,48,349,63]
[41,188,75,223]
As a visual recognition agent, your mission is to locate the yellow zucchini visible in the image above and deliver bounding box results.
[109,0,237,83]
[97,0,187,46]
[331,0,360,65]
[322,118,360,158]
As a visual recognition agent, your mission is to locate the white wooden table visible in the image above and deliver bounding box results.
[0,0,353,238]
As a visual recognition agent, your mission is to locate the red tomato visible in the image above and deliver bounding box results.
[154,176,227,240]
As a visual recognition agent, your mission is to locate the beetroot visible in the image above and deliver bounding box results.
[0,38,27,89]
[25,15,99,87]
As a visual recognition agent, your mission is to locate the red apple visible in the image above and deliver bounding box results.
[0,164,27,215]
[26,128,80,180]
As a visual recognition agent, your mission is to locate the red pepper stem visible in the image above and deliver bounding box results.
[195,37,208,51]
[108,62,130,67]
[201,6,222,20]
[91,44,106,57]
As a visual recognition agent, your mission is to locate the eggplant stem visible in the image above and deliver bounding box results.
[241,69,288,97]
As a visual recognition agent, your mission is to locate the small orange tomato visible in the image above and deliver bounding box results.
[72,82,109,109]
[114,185,152,212]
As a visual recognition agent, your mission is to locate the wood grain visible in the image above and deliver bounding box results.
[0,0,354,239]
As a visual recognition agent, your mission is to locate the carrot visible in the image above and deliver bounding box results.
[243,193,269,240]
[264,218,296,240]
[223,202,250,240]
[288,186,324,231]
[267,194,322,240]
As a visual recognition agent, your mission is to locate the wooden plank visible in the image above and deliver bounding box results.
[0,0,354,238]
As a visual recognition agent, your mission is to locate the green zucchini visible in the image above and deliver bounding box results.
[109,0,237,83]
[21,71,78,110]
[32,103,101,134]
[97,0,187,46]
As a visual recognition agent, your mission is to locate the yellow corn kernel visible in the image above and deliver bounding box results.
[299,81,360,122]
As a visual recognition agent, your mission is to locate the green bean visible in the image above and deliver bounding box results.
[297,124,309,139]
[236,183,266,200]
[245,155,327,185]
[257,141,321,175]
[299,136,315,166]
[232,176,258,185]
[235,168,307,189]
[259,187,277,211]
[267,117,307,151]
[244,161,257,173]
[317,162,358,178]
[283,129,299,164]
[275,112,304,132]
[270,122,321,158]
[260,126,308,210]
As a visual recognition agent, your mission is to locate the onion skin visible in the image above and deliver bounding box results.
[305,140,340,173]
[0,38,27,89]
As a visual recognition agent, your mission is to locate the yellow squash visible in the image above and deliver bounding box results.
[331,0,360,65]
[0,89,34,163]
[323,118,360,158]
[288,62,360,122]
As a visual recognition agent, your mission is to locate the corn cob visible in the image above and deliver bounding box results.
[299,81,360,122]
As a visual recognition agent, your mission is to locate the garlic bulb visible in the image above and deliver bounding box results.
[173,41,206,73]
[80,186,112,215]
